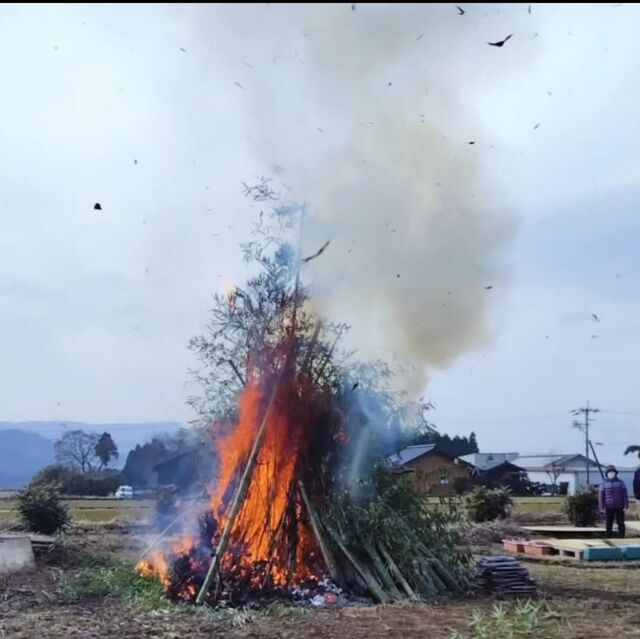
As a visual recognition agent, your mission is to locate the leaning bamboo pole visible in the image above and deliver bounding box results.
[324,523,388,603]
[362,540,402,600]
[195,364,287,605]
[378,542,417,600]
[298,481,343,586]
[416,543,463,594]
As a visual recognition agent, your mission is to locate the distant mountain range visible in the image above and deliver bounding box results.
[0,429,55,488]
[0,421,183,488]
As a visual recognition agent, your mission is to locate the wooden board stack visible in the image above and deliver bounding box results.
[475,555,537,598]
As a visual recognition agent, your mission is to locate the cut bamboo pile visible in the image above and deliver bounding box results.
[475,555,537,598]
[304,488,464,603]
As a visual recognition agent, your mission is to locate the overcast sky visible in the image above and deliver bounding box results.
[1,3,638,465]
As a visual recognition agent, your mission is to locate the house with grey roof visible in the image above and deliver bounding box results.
[386,444,472,496]
[459,452,525,485]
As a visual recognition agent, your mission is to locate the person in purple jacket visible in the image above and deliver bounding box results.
[599,465,629,538]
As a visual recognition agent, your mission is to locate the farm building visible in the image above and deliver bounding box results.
[460,452,525,485]
[386,444,472,496]
[507,453,636,496]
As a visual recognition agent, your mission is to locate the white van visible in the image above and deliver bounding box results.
[115,485,134,500]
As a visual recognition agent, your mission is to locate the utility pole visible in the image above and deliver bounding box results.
[571,401,600,485]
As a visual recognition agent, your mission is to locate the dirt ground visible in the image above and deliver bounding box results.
[2,526,640,639]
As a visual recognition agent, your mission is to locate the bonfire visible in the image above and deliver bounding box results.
[137,183,470,606]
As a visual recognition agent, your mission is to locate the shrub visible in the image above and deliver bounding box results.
[466,486,512,523]
[502,472,546,497]
[83,470,124,497]
[16,483,70,534]
[564,487,599,527]
[31,464,75,488]
[31,464,125,496]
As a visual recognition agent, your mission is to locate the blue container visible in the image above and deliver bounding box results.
[621,545,640,560]
[583,546,623,561]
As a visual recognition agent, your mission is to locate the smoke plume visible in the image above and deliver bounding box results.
[241,4,518,394]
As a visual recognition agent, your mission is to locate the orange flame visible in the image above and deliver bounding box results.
[172,533,194,556]
[212,385,299,550]
[136,340,337,599]
[137,550,170,587]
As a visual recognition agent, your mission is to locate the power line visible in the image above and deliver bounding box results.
[599,410,640,416]
[436,412,568,423]
[439,408,631,426]
[593,440,638,447]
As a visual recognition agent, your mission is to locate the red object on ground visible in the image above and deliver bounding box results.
[502,540,525,553]
[522,542,555,556]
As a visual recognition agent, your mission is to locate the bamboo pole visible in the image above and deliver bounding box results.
[314,329,343,384]
[301,322,322,374]
[415,543,463,594]
[260,487,295,589]
[298,481,343,586]
[415,563,439,598]
[227,359,246,387]
[377,543,417,600]
[427,559,463,595]
[362,540,401,600]
[195,366,286,605]
[324,523,388,603]
[418,560,446,594]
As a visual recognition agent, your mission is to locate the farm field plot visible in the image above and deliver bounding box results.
[0,498,154,525]
[2,524,640,639]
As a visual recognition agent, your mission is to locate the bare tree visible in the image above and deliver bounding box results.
[55,430,100,473]
[546,459,566,494]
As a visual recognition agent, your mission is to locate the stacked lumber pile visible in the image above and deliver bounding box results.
[475,555,537,598]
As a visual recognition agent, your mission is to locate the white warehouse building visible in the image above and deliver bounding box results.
[472,452,637,496]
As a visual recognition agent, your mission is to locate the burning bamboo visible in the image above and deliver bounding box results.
[136,181,471,608]
[260,489,294,589]
[298,481,342,587]
[195,362,288,605]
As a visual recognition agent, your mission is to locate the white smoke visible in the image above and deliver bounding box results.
[237,4,520,394]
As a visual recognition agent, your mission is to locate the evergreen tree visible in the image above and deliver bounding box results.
[95,432,119,469]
